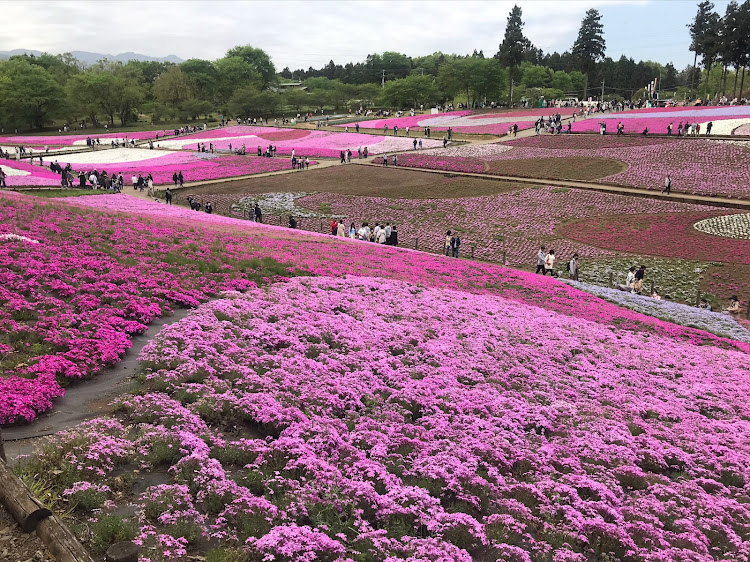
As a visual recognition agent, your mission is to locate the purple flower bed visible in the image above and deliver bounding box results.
[402,138,750,198]
[297,185,717,264]
[21,276,750,560]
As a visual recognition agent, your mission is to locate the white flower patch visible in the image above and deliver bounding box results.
[0,233,40,244]
[153,135,258,150]
[697,118,750,136]
[564,280,750,343]
[712,139,750,149]
[230,192,344,219]
[421,143,514,158]
[694,213,750,240]
[0,166,30,176]
[417,115,535,127]
[57,148,180,165]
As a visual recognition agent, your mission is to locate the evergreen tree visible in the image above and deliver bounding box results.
[688,1,719,96]
[571,9,606,100]
[496,5,527,103]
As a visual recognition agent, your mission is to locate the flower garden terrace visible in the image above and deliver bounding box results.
[14,276,750,562]
[3,192,750,561]
[2,190,750,427]
[164,163,750,312]
[371,134,750,200]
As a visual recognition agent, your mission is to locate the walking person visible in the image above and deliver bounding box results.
[568,254,579,281]
[178,171,184,187]
[254,203,262,223]
[633,265,646,294]
[661,175,671,195]
[444,231,452,256]
[535,246,547,274]
[543,249,556,276]
[165,187,173,205]
[451,233,461,258]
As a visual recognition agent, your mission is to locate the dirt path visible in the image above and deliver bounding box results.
[2,308,193,456]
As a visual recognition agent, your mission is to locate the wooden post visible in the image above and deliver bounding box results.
[746,297,750,320]
[37,513,96,562]
[415,238,419,251]
[471,245,475,259]
[695,289,701,307]
[609,272,613,288]
[319,219,323,233]
[0,460,52,532]
[0,428,5,463]
[503,251,507,264]
[650,281,655,295]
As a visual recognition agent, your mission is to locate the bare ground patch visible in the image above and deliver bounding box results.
[486,157,627,181]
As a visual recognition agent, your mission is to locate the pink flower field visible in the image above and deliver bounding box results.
[4,189,750,560]
[3,191,748,426]
[0,152,306,186]
[342,109,576,135]
[570,105,750,135]
[0,129,168,146]
[20,276,750,561]
[167,125,446,156]
[295,185,721,265]
[394,136,750,198]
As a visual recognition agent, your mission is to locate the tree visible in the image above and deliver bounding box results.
[284,88,309,112]
[496,5,528,102]
[224,45,276,90]
[227,85,261,119]
[382,74,441,108]
[67,65,145,126]
[0,59,65,129]
[437,57,476,107]
[571,9,606,99]
[688,1,719,94]
[698,10,721,98]
[180,59,219,103]
[180,99,213,120]
[154,67,194,110]
[215,56,261,101]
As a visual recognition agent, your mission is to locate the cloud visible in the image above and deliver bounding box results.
[0,0,667,70]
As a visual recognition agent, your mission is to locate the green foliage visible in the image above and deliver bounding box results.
[91,516,138,554]
[0,59,66,128]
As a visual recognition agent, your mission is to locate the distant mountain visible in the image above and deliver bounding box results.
[0,49,183,66]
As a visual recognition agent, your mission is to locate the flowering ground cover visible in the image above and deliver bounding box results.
[1,151,303,187]
[165,125,445,157]
[0,129,166,146]
[0,159,62,186]
[17,276,750,561]
[5,190,750,427]
[570,105,750,135]
[558,212,750,265]
[396,135,750,198]
[564,279,750,342]
[344,108,576,135]
[694,213,750,240]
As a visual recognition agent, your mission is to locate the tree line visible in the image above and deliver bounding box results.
[1,3,747,131]
[689,0,750,100]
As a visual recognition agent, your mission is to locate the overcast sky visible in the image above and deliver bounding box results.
[0,0,731,71]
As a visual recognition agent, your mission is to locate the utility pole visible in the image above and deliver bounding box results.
[382,70,385,89]
[601,80,605,103]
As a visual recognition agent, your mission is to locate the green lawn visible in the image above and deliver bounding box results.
[30,189,108,198]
